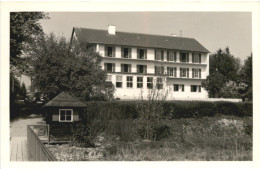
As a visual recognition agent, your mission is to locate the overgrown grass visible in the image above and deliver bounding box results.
[102,115,252,161]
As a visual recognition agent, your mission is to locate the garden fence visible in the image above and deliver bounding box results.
[27,125,56,161]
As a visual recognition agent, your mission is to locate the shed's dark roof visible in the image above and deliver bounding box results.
[43,92,86,107]
[73,27,210,53]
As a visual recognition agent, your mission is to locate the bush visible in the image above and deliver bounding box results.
[70,123,96,148]
[238,102,253,116]
[154,124,170,140]
[83,101,252,124]
[106,118,138,142]
[215,102,244,117]
[163,101,216,119]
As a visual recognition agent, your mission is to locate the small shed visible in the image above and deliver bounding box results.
[43,92,87,141]
[43,92,87,124]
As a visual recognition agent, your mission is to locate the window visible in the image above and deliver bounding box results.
[155,50,164,61]
[104,63,115,72]
[167,51,177,62]
[173,84,184,92]
[121,64,131,73]
[180,52,189,62]
[59,109,73,122]
[106,75,112,82]
[192,53,201,63]
[192,68,201,78]
[137,77,143,88]
[173,84,179,91]
[116,76,123,88]
[155,66,164,75]
[167,67,177,77]
[122,47,131,58]
[137,49,147,59]
[127,76,133,88]
[137,65,147,74]
[105,46,115,57]
[147,77,153,89]
[156,78,163,90]
[191,85,201,92]
[180,68,189,78]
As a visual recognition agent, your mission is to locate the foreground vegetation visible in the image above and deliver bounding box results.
[47,114,252,161]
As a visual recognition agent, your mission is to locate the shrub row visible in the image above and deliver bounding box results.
[83,101,252,121]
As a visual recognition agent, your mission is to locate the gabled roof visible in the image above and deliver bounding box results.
[73,27,210,53]
[43,92,86,107]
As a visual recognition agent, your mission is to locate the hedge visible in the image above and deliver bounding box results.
[83,101,252,121]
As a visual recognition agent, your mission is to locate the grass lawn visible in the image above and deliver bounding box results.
[46,115,252,161]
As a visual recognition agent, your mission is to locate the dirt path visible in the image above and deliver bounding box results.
[10,117,44,137]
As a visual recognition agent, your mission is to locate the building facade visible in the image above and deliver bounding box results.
[70,25,210,100]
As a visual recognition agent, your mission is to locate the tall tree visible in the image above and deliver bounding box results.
[209,47,241,83]
[30,33,114,101]
[239,54,252,100]
[10,12,48,72]
[202,47,242,98]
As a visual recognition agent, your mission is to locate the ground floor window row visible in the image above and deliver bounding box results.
[107,75,201,92]
[104,63,202,78]
[173,84,201,92]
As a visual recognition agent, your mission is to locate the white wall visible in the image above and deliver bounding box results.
[97,44,210,100]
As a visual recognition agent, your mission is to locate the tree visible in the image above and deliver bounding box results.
[10,12,48,71]
[202,72,226,98]
[30,33,114,101]
[209,47,241,83]
[136,76,169,141]
[202,47,242,98]
[239,54,252,100]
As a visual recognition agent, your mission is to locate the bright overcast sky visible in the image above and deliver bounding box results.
[40,12,252,62]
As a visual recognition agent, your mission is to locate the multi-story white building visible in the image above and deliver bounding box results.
[70,25,210,100]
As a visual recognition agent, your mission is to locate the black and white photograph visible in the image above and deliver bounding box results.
[1,1,259,168]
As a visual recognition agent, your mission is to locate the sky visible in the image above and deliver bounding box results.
[39,12,252,62]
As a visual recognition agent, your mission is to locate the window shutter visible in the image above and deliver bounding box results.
[162,67,164,74]
[112,63,115,72]
[199,69,201,78]
[52,115,59,121]
[199,54,201,63]
[174,52,177,62]
[112,47,115,57]
[129,64,131,73]
[187,68,189,78]
[144,65,147,73]
[137,65,140,73]
[104,63,107,71]
[121,64,124,73]
[182,85,184,92]
[180,68,182,77]
[73,114,79,121]
[187,53,189,62]
[161,51,164,61]
[137,49,140,59]
[198,86,201,92]
[105,46,108,57]
[174,67,177,77]
[121,47,124,58]
[192,54,194,63]
[192,68,194,78]
[145,50,147,59]
[167,67,169,75]
[129,48,132,58]
[167,51,169,61]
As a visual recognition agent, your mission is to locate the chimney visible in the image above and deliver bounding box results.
[108,25,116,35]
